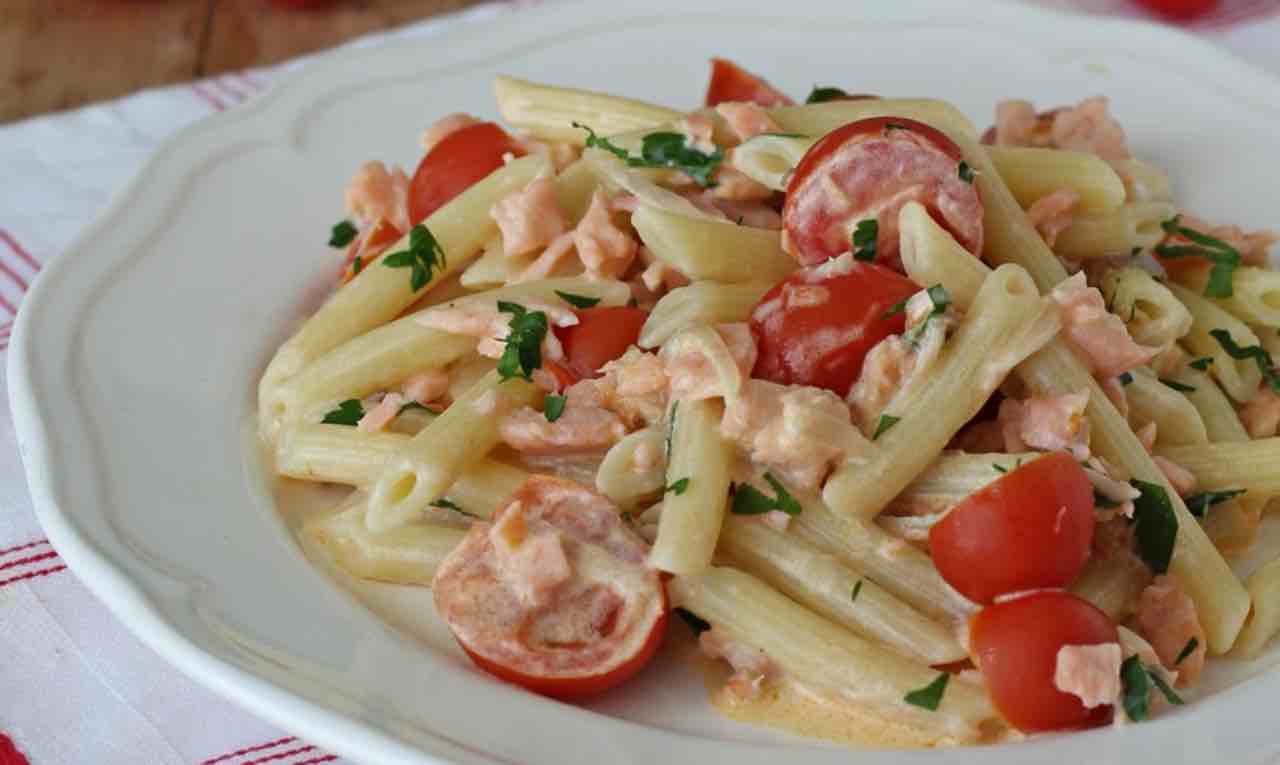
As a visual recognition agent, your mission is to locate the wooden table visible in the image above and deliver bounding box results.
[0,0,484,124]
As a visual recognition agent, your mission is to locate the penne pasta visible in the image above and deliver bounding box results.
[730,133,815,191]
[1099,266,1192,349]
[1069,550,1151,622]
[1155,439,1280,496]
[1178,266,1280,329]
[886,452,1039,516]
[306,495,467,585]
[631,204,797,284]
[649,399,733,575]
[1052,202,1176,259]
[1109,158,1173,203]
[493,75,682,144]
[639,280,773,349]
[986,146,1126,215]
[1125,367,1209,446]
[595,427,665,509]
[1232,558,1280,658]
[768,99,978,140]
[1169,282,1264,403]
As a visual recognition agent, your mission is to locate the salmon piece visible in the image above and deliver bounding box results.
[1054,643,1123,709]
[989,100,1043,147]
[490,177,569,258]
[595,348,670,428]
[1027,189,1080,248]
[402,370,450,405]
[357,392,405,433]
[1050,272,1159,379]
[513,231,578,283]
[1153,455,1196,497]
[998,392,1091,460]
[1134,574,1207,686]
[677,112,718,155]
[699,626,774,700]
[420,113,482,153]
[489,501,573,609]
[665,323,758,402]
[711,166,775,202]
[417,300,576,362]
[499,403,627,455]
[639,260,691,294]
[847,336,914,433]
[715,102,780,142]
[344,161,410,232]
[1050,96,1131,161]
[575,190,638,279]
[1240,384,1280,438]
[1173,214,1279,268]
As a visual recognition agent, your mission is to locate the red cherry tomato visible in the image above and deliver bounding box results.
[339,217,402,284]
[541,359,579,392]
[408,122,524,225]
[433,477,669,700]
[704,58,794,107]
[783,117,984,269]
[554,306,649,380]
[749,261,920,396]
[969,591,1118,732]
[929,452,1094,604]
[1133,0,1219,20]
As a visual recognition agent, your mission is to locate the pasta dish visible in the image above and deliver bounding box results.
[257,58,1280,747]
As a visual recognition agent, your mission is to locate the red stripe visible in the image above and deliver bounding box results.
[292,757,338,765]
[200,737,296,765]
[0,550,59,573]
[0,231,39,272]
[0,564,67,588]
[0,258,30,292]
[242,745,314,765]
[0,539,47,558]
[0,294,14,316]
[191,82,227,111]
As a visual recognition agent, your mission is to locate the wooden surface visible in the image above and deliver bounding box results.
[0,0,484,124]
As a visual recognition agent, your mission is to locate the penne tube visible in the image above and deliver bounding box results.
[718,517,966,664]
[460,236,512,289]
[730,133,815,191]
[1179,266,1280,329]
[1069,550,1151,622]
[986,146,1126,215]
[649,399,733,575]
[639,280,773,349]
[1125,367,1209,446]
[493,75,682,144]
[306,497,467,585]
[1108,158,1173,203]
[595,427,665,509]
[768,99,978,141]
[823,265,1060,520]
[1232,558,1280,658]
[669,567,1001,745]
[886,452,1039,516]
[1155,439,1280,496]
[1052,202,1176,259]
[367,371,541,532]
[1099,266,1192,349]
[631,204,797,284]
[899,202,988,307]
[1168,283,1263,403]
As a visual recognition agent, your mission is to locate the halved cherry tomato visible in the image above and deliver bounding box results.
[704,58,794,107]
[541,359,578,392]
[407,122,524,224]
[749,260,920,396]
[339,217,402,284]
[1133,0,1219,20]
[554,306,649,380]
[433,477,669,701]
[970,591,1118,732]
[783,117,984,269]
[930,452,1094,604]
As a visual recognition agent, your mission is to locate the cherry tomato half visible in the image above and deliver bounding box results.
[408,122,524,224]
[970,591,1118,732]
[554,306,649,380]
[1133,0,1219,20]
[749,260,920,396]
[704,58,794,107]
[783,117,984,269]
[930,452,1094,604]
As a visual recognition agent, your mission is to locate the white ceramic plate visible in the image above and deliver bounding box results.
[11,1,1280,762]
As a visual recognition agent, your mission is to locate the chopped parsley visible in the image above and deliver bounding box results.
[664,402,678,460]
[805,86,849,103]
[543,394,567,422]
[1159,377,1196,393]
[382,224,446,292]
[1131,246,1144,257]
[958,160,975,184]
[1119,371,1134,385]
[321,399,364,426]
[1130,479,1179,575]
[903,673,950,711]
[906,284,952,345]
[351,255,364,276]
[666,477,690,496]
[675,607,710,635]
[1175,637,1200,666]
[1120,656,1152,721]
[430,498,476,518]
[398,401,432,415]
[1189,356,1214,371]
[1184,488,1246,518]
[574,122,724,187]
[993,464,1008,474]
[1209,329,1280,392]
[555,290,600,309]
[731,472,802,516]
[1154,216,1241,299]
[851,218,878,261]
[495,301,548,382]
[851,579,864,603]
[873,414,901,440]
[328,219,358,247]
[881,298,907,319]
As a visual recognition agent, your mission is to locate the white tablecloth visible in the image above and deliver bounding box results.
[0,1,1277,763]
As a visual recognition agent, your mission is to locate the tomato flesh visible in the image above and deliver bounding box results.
[555,306,649,380]
[704,58,794,107]
[970,591,1118,732]
[1133,0,1219,19]
[930,452,1094,604]
[408,122,524,224]
[340,217,402,284]
[749,261,920,396]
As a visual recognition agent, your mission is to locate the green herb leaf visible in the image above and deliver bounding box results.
[555,290,601,309]
[543,394,567,422]
[905,285,952,346]
[1159,377,1196,393]
[958,160,975,184]
[430,497,476,518]
[321,399,365,426]
[574,122,630,160]
[851,579,863,602]
[805,86,849,103]
[496,302,549,382]
[903,673,950,711]
[1119,371,1134,385]
[1130,479,1179,575]
[873,414,901,440]
[731,472,801,516]
[884,122,909,132]
[1209,329,1280,392]
[851,218,878,261]
[675,607,710,635]
[351,255,364,276]
[1189,356,1214,371]
[397,401,432,415]
[666,477,690,495]
[1150,670,1184,706]
[1155,216,1241,298]
[1120,655,1152,721]
[1184,488,1246,518]
[1131,246,1143,257]
[881,298,907,319]
[1175,637,1199,666]
[993,464,1008,474]
[574,123,725,187]
[381,224,446,293]
[329,220,358,248]
[664,402,678,460]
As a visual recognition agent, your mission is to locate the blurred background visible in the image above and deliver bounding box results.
[1,0,1275,125]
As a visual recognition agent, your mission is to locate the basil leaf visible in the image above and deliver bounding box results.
[675,607,710,635]
[666,477,690,496]
[873,414,901,440]
[555,290,601,309]
[805,86,848,103]
[958,160,975,184]
[1130,479,1179,574]
[1159,377,1196,393]
[1184,488,1246,518]
[850,579,863,602]
[903,673,950,711]
[1175,637,1199,666]
[1209,329,1280,392]
[351,255,364,276]
[730,472,801,516]
[1149,670,1184,707]
[1188,356,1214,371]
[852,218,878,261]
[321,399,364,426]
[574,123,724,188]
[496,302,548,382]
[1155,216,1240,299]
[1120,655,1152,721]
[543,394,567,422]
[329,220,358,247]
